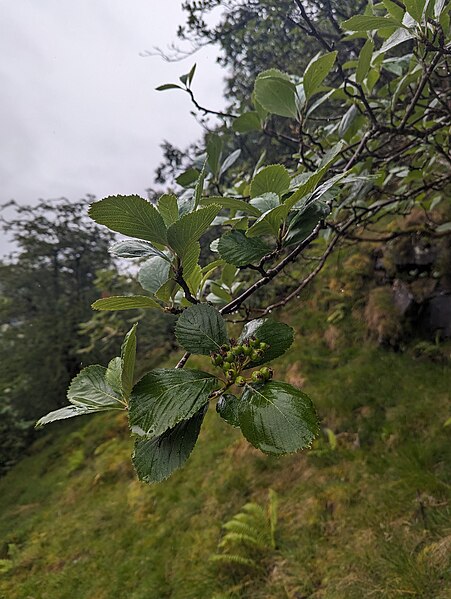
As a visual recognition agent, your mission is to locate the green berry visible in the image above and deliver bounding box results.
[226,351,234,362]
[226,369,236,381]
[260,366,273,380]
[259,342,269,351]
[232,345,243,357]
[249,338,259,348]
[243,345,252,356]
[211,353,223,366]
[220,344,230,352]
[235,376,246,387]
[251,371,264,382]
[223,361,232,371]
[251,348,264,361]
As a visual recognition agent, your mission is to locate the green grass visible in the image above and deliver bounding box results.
[0,297,450,598]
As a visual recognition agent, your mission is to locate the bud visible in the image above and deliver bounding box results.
[226,351,234,362]
[223,361,232,371]
[232,345,243,357]
[259,342,269,351]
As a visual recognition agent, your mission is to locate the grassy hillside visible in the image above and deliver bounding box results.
[0,273,450,599]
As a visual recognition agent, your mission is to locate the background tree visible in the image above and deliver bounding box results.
[0,198,116,423]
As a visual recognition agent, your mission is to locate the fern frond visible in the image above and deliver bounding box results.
[219,531,268,550]
[223,521,271,545]
[211,491,279,574]
[242,503,267,520]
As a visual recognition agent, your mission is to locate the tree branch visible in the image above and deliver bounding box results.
[220,221,325,315]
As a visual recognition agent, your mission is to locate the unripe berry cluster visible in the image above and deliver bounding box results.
[210,337,272,387]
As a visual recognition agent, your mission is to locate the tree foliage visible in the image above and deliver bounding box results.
[36,0,451,483]
[0,199,117,421]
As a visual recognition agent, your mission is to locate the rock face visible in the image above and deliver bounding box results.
[420,293,451,339]
[365,226,451,342]
[391,236,437,273]
[392,279,414,317]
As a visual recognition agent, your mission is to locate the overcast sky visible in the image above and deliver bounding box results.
[0,0,225,256]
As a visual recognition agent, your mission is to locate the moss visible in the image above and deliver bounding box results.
[1,247,450,599]
[364,287,404,346]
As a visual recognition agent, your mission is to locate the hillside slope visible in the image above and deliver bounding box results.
[0,281,450,599]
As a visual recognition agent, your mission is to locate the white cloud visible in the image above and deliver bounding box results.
[0,0,225,255]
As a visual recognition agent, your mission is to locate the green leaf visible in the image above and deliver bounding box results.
[284,145,345,211]
[239,382,319,455]
[303,52,337,100]
[381,0,405,21]
[129,369,217,437]
[342,15,401,30]
[121,324,137,400]
[35,405,103,428]
[338,104,360,140]
[246,204,288,238]
[194,160,207,208]
[254,73,298,119]
[182,241,201,280]
[138,256,171,294]
[186,264,203,296]
[109,239,169,261]
[132,405,207,483]
[179,63,196,86]
[92,296,162,311]
[167,205,221,258]
[216,394,241,428]
[209,282,232,303]
[250,165,291,199]
[68,365,124,409]
[250,192,279,213]
[155,278,179,302]
[201,259,225,274]
[232,112,262,133]
[435,0,447,18]
[187,63,196,85]
[158,194,179,227]
[88,195,167,245]
[200,196,262,217]
[356,39,374,83]
[284,201,329,246]
[221,263,238,289]
[176,168,200,187]
[155,83,183,91]
[404,0,426,22]
[218,230,271,266]
[391,67,422,109]
[379,27,415,56]
[206,135,223,177]
[239,318,294,367]
[436,222,451,233]
[219,149,241,179]
[105,357,122,397]
[175,304,228,355]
